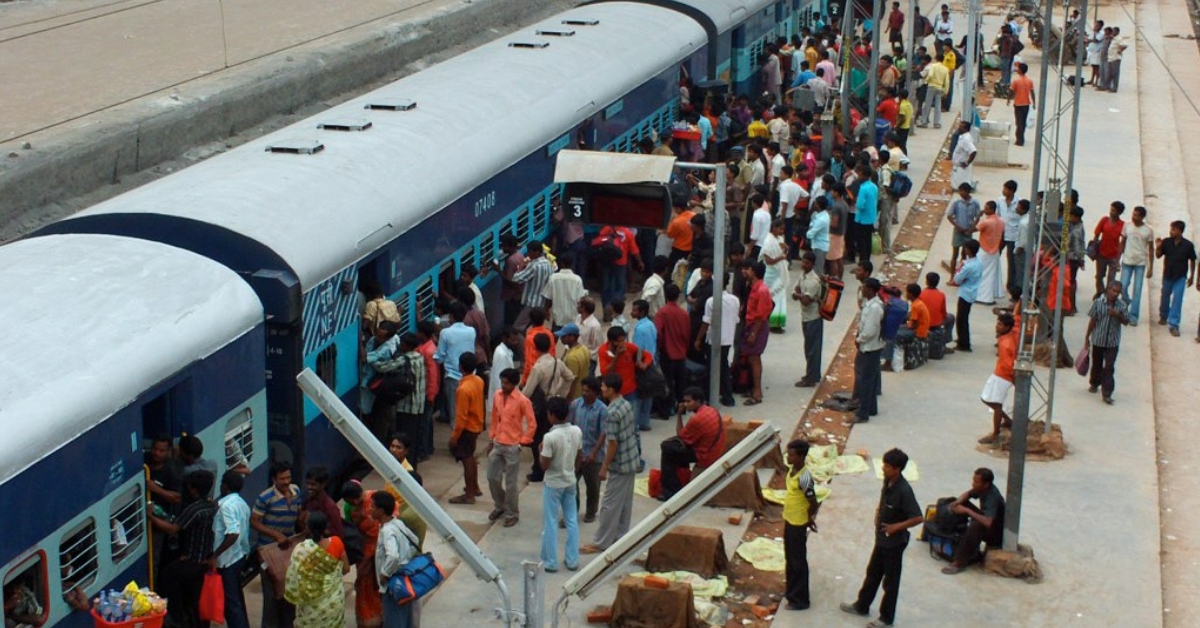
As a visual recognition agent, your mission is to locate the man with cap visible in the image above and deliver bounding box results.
[557,323,591,401]
[855,278,886,423]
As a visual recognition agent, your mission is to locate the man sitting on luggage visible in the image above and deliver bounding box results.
[941,467,1006,575]
[658,387,726,501]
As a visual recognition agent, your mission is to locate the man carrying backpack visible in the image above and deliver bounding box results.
[592,225,643,322]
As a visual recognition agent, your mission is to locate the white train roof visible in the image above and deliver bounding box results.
[662,0,779,33]
[64,2,707,290]
[0,234,262,485]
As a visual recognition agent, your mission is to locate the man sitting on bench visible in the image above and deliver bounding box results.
[658,387,726,501]
[942,467,1006,574]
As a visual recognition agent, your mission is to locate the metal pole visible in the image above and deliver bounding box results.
[1005,0,1059,553]
[868,0,884,146]
[962,0,978,123]
[676,161,725,404]
[524,561,545,628]
[905,0,917,122]
[840,0,855,141]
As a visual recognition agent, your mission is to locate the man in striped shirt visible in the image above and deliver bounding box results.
[513,240,555,331]
[580,373,639,554]
[1086,281,1129,404]
[250,461,301,628]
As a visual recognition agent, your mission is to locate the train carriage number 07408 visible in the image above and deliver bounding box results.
[474,191,497,217]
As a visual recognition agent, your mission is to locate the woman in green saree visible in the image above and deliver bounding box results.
[285,511,350,628]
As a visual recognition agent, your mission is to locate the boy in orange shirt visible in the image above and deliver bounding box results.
[449,353,485,504]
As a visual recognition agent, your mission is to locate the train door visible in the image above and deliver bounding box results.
[265,321,305,470]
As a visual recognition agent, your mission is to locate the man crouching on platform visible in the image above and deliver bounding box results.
[941,467,1006,575]
[658,387,726,501]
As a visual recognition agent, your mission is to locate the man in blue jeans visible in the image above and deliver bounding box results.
[211,470,251,628]
[1154,220,1196,337]
[1118,206,1154,325]
[539,397,582,572]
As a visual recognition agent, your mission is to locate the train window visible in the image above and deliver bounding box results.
[394,292,412,334]
[533,197,549,239]
[416,278,436,322]
[515,206,532,243]
[4,553,48,628]
[59,519,98,592]
[315,345,337,390]
[109,486,144,564]
[458,247,475,275]
[224,409,254,471]
[480,232,497,265]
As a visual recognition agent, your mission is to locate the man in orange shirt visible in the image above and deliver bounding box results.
[597,326,653,467]
[975,201,1005,305]
[919,272,955,353]
[666,202,696,267]
[449,353,485,505]
[487,368,536,527]
[885,284,931,370]
[521,307,556,385]
[979,313,1018,445]
[740,260,773,405]
[1008,62,1036,146]
[415,320,440,461]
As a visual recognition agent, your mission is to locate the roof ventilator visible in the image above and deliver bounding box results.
[318,119,373,132]
[508,41,550,49]
[536,29,576,37]
[365,99,417,111]
[265,139,324,155]
[561,19,599,26]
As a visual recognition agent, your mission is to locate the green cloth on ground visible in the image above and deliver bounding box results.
[634,477,650,498]
[895,249,929,264]
[874,457,920,481]
[735,537,786,572]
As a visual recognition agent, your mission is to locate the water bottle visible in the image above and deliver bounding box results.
[98,596,111,622]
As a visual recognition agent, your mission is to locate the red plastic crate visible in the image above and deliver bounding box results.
[90,609,166,628]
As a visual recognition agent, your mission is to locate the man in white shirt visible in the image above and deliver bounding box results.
[996,180,1022,300]
[1118,205,1154,325]
[490,328,521,411]
[575,297,604,363]
[950,121,976,191]
[748,193,774,259]
[696,286,740,407]
[934,5,954,41]
[212,471,252,628]
[372,491,418,628]
[1012,199,1031,300]
[539,397,583,572]
[640,256,669,317]
[767,142,788,182]
[541,253,586,329]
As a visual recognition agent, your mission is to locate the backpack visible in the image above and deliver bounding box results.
[1011,38,1025,57]
[370,354,417,404]
[887,171,914,199]
[921,16,934,37]
[593,230,624,264]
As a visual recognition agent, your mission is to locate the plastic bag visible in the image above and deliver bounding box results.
[199,570,225,625]
[1075,346,1090,377]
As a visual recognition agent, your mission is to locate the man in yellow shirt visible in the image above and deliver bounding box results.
[918,53,950,128]
[940,41,957,112]
[782,439,820,611]
[896,90,914,150]
[747,109,770,141]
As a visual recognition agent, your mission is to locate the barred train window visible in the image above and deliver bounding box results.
[59,519,98,591]
[109,486,145,563]
[225,409,254,470]
[316,345,337,390]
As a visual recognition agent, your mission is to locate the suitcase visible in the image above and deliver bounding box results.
[928,327,946,360]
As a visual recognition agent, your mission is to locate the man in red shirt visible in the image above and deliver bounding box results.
[1008,62,1036,146]
[521,307,556,386]
[1093,201,1126,299]
[654,283,692,402]
[593,225,643,321]
[876,87,899,126]
[978,313,1018,445]
[658,387,726,500]
[598,326,654,466]
[415,320,441,461]
[886,1,906,45]
[740,261,772,405]
[919,272,954,348]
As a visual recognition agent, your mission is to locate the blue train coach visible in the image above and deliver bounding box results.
[0,235,266,628]
[39,0,788,482]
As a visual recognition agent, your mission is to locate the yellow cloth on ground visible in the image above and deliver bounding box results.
[629,571,729,599]
[734,537,786,572]
[874,457,920,481]
[895,250,930,264]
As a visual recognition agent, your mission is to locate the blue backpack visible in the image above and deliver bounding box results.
[888,171,914,199]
